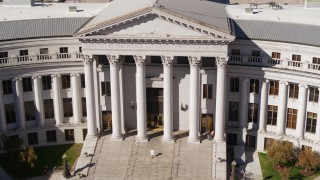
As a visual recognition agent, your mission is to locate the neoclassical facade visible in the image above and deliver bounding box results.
[0,0,320,153]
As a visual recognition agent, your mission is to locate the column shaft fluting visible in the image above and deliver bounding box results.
[296,84,308,139]
[162,56,174,141]
[258,79,269,132]
[277,81,288,135]
[119,62,126,133]
[71,74,82,124]
[215,57,227,142]
[33,76,45,127]
[107,55,122,139]
[14,78,25,129]
[188,56,200,142]
[83,56,97,136]
[134,55,148,141]
[240,77,249,129]
[52,74,62,126]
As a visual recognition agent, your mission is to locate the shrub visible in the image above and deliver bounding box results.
[296,148,320,174]
[267,140,295,166]
[278,166,290,180]
[19,147,38,169]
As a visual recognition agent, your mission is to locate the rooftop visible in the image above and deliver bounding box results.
[226,3,320,26]
[0,2,105,21]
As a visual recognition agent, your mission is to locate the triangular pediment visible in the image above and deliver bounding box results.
[75,7,234,41]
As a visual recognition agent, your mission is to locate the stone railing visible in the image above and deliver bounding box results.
[0,52,83,67]
[229,55,320,73]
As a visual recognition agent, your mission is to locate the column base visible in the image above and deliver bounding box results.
[111,134,123,140]
[188,136,200,143]
[162,136,175,143]
[258,130,266,133]
[136,136,149,142]
[214,138,226,143]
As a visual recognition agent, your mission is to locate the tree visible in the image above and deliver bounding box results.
[267,140,295,166]
[296,148,320,174]
[19,147,38,169]
[1,135,23,152]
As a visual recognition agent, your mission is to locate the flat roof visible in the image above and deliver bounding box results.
[226,4,320,26]
[0,3,106,21]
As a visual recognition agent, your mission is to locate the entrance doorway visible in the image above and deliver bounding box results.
[201,114,214,134]
[102,111,112,130]
[147,88,163,130]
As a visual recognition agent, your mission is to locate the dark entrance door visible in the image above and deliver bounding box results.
[102,111,112,130]
[201,114,214,134]
[147,88,163,130]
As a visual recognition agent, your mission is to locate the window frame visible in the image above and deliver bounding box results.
[63,98,73,118]
[42,75,52,90]
[287,108,297,129]
[248,103,259,123]
[46,130,57,143]
[82,97,87,117]
[230,78,240,92]
[44,99,54,119]
[80,74,85,88]
[61,74,71,89]
[22,77,32,92]
[309,86,319,103]
[2,80,12,95]
[229,101,239,122]
[5,103,16,124]
[203,84,213,99]
[289,83,299,99]
[292,54,301,61]
[101,82,111,96]
[267,105,278,125]
[272,52,281,59]
[24,101,35,121]
[249,79,259,94]
[269,80,279,96]
[65,129,75,141]
[306,112,317,134]
[27,132,38,145]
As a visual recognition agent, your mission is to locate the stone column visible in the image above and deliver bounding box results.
[52,74,63,126]
[0,80,6,132]
[13,77,25,129]
[296,84,308,139]
[32,75,45,127]
[134,55,148,141]
[83,55,97,136]
[107,55,122,139]
[71,73,82,124]
[188,56,201,142]
[119,61,126,133]
[316,87,320,142]
[277,81,288,135]
[240,77,249,129]
[215,57,227,142]
[258,79,269,132]
[162,56,174,141]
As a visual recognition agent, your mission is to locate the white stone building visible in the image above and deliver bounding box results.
[0,0,320,154]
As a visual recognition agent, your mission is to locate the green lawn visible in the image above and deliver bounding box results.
[259,153,320,180]
[0,143,82,179]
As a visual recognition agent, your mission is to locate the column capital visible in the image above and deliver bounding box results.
[161,56,174,67]
[32,75,41,80]
[106,55,120,67]
[188,56,201,67]
[240,76,249,81]
[299,83,308,89]
[279,80,288,85]
[51,74,61,78]
[133,55,146,66]
[82,55,94,64]
[12,77,22,81]
[70,73,79,77]
[215,57,228,68]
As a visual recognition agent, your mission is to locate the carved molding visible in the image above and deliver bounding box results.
[299,83,308,89]
[12,77,22,81]
[70,73,79,77]
[215,57,227,68]
[106,55,120,67]
[51,74,61,78]
[82,55,94,64]
[32,75,41,80]
[133,55,146,66]
[188,56,201,68]
[279,80,288,85]
[161,56,173,67]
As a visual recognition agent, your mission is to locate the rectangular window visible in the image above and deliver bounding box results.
[252,50,260,57]
[289,83,299,99]
[229,101,239,122]
[309,87,319,103]
[0,51,8,58]
[313,57,320,64]
[59,47,68,53]
[44,99,54,119]
[42,76,52,90]
[40,48,48,54]
[176,56,189,64]
[24,101,35,121]
[245,135,256,148]
[61,75,71,89]
[46,130,57,143]
[292,54,301,61]
[269,80,279,96]
[248,103,258,123]
[124,55,135,64]
[65,129,75,141]
[63,98,73,118]
[227,133,237,145]
[267,105,278,125]
[231,49,240,56]
[150,56,162,64]
[5,104,16,124]
[101,82,111,96]
[287,108,297,129]
[264,138,275,150]
[27,132,38,145]
[82,98,87,117]
[2,80,12,95]
[201,57,215,67]
[20,49,28,56]
[22,77,32,92]
[79,47,82,53]
[80,74,85,88]
[58,47,70,59]
[203,84,213,99]
[230,78,240,92]
[250,79,259,94]
[306,112,317,133]
[272,52,281,59]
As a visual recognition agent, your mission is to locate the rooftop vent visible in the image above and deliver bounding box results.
[3,0,34,6]
[245,8,253,14]
[69,6,77,12]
